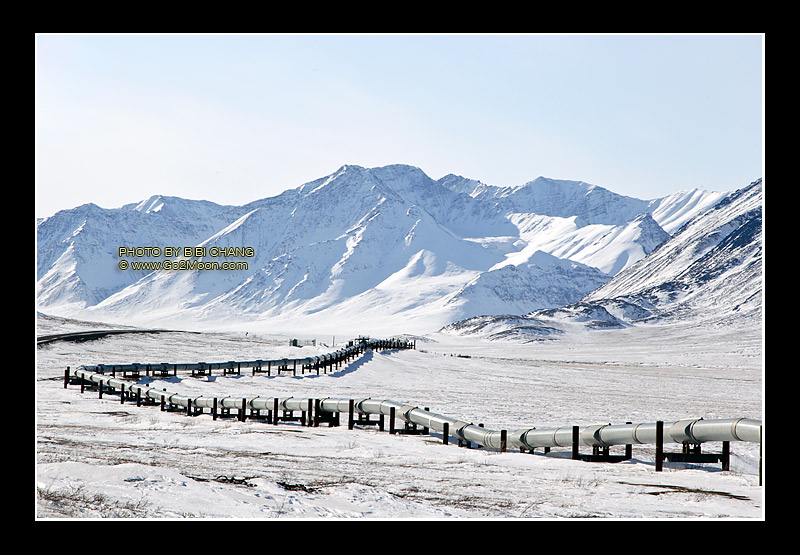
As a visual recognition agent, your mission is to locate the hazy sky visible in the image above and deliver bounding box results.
[35,33,763,218]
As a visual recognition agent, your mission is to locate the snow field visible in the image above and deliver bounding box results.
[36,316,763,519]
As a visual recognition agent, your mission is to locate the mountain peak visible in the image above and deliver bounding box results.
[298,164,433,197]
[133,195,166,213]
[523,175,591,189]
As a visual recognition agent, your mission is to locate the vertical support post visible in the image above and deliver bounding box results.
[98,379,103,399]
[389,407,396,435]
[572,426,580,460]
[307,399,313,427]
[625,422,632,460]
[500,430,507,453]
[240,398,247,422]
[213,398,218,421]
[348,399,355,430]
[120,384,125,404]
[314,399,321,427]
[273,398,279,425]
[443,422,449,445]
[64,367,70,389]
[721,441,730,471]
[655,420,664,472]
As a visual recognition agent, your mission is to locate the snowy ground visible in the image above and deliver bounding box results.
[35,314,764,519]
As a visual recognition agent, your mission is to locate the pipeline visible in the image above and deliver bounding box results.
[67,366,762,452]
[320,398,761,450]
[77,337,414,376]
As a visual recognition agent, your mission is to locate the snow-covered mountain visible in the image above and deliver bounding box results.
[440,250,610,318]
[35,197,245,310]
[437,174,728,232]
[442,178,763,340]
[583,178,763,323]
[36,164,732,335]
[436,174,724,275]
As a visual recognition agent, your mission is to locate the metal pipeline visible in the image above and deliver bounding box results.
[505,418,763,450]
[70,366,761,450]
[79,338,413,375]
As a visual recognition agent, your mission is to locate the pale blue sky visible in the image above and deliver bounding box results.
[35,33,763,218]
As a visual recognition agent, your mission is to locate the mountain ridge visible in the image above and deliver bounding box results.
[442,178,762,340]
[36,164,739,335]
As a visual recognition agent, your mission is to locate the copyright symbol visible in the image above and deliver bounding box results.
[118,260,128,270]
